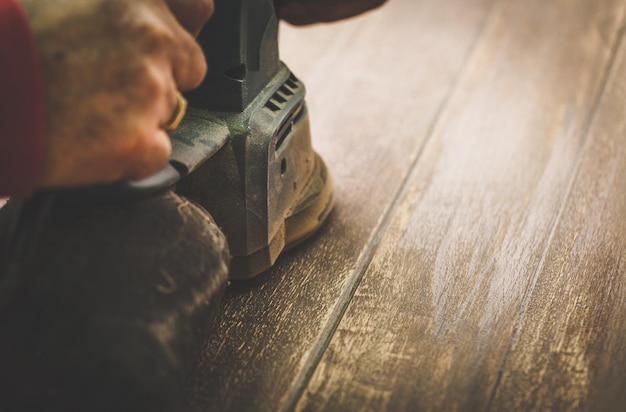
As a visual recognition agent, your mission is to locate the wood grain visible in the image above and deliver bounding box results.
[295,0,626,411]
[183,0,495,410]
[490,32,626,412]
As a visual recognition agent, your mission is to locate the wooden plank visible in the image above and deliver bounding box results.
[295,0,626,410]
[490,33,626,412]
[183,0,495,410]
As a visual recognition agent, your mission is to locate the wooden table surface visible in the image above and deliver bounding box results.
[184,0,626,410]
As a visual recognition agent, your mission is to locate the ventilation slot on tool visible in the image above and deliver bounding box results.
[279,85,294,96]
[265,93,285,112]
[275,100,304,151]
[264,73,301,112]
[275,119,293,151]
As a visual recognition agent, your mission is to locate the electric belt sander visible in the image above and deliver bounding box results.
[70,0,334,278]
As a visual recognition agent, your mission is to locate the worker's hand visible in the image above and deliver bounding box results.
[279,0,387,25]
[18,0,213,188]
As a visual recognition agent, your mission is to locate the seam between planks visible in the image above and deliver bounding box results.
[280,1,504,410]
[484,12,626,412]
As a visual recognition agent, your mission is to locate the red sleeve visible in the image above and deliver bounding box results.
[0,0,46,198]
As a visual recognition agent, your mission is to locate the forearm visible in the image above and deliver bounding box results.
[0,0,46,198]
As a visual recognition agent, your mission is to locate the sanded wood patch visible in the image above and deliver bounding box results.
[491,30,626,412]
[295,0,626,411]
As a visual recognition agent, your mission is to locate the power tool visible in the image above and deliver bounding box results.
[178,0,334,278]
[69,0,334,279]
